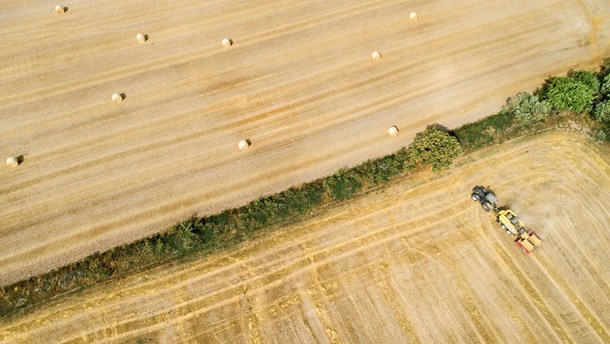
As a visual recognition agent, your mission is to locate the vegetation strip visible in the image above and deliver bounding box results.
[1,59,609,319]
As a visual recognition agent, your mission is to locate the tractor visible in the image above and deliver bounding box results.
[470,185,498,212]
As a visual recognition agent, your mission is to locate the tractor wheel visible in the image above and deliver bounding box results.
[471,193,480,202]
[481,202,492,212]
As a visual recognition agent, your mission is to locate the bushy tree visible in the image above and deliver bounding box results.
[567,70,600,94]
[541,76,595,113]
[503,92,551,127]
[406,128,463,171]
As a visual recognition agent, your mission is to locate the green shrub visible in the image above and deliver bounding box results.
[541,76,595,113]
[503,92,551,127]
[323,169,363,201]
[567,70,600,94]
[293,183,324,211]
[593,100,610,123]
[405,128,463,171]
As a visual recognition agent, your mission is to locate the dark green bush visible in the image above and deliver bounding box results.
[540,76,595,113]
[567,70,601,95]
[593,100,610,123]
[405,128,463,171]
[323,169,363,201]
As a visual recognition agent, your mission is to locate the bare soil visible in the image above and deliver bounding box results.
[1,0,609,286]
[1,132,609,343]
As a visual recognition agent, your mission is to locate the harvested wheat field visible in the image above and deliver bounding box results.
[1,132,609,343]
[1,0,610,287]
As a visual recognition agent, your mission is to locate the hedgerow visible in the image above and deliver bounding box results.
[2,58,609,319]
[0,128,463,318]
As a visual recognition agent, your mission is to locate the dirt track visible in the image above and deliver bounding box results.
[1,132,609,343]
[1,0,610,286]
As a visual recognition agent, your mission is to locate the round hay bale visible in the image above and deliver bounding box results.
[238,139,250,150]
[388,126,399,137]
[54,5,65,14]
[136,33,146,43]
[222,38,232,48]
[409,12,418,20]
[6,157,19,168]
[112,93,123,104]
[371,51,381,61]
